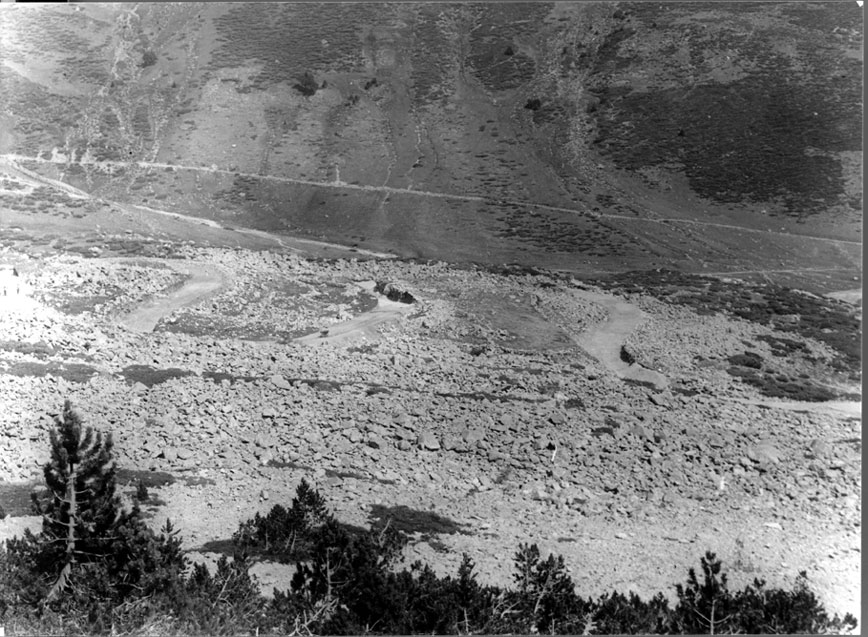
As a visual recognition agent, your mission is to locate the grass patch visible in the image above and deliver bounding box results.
[0,340,56,359]
[367,504,471,538]
[119,364,196,387]
[0,481,40,517]
[727,367,838,402]
[2,360,98,383]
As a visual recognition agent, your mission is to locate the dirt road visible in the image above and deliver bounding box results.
[295,285,416,346]
[118,261,225,333]
[573,289,669,390]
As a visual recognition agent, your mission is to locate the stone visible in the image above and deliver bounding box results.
[367,435,385,450]
[262,407,278,419]
[461,427,485,444]
[648,393,671,408]
[748,441,782,465]
[255,434,277,449]
[177,447,194,460]
[393,427,415,441]
[628,423,652,440]
[417,431,441,451]
[809,439,829,458]
[441,435,459,451]
[270,374,292,390]
[161,446,178,462]
[488,449,508,462]
[531,486,550,502]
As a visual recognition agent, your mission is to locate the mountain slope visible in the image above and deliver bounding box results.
[0,2,861,290]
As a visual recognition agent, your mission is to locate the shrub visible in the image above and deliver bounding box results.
[728,351,764,369]
[233,478,334,562]
[294,71,319,97]
[0,401,188,632]
[141,50,157,68]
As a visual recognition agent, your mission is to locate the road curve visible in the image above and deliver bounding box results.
[118,261,225,333]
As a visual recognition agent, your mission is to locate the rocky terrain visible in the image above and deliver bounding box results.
[0,237,861,622]
[0,0,861,629]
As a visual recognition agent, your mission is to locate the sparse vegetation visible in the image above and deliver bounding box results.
[0,404,857,635]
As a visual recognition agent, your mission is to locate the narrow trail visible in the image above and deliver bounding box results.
[2,154,862,248]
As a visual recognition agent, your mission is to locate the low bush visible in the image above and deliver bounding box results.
[0,403,858,635]
[727,351,764,369]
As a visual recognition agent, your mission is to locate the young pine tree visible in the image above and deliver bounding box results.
[29,400,120,602]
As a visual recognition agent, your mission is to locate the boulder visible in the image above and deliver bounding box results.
[270,374,292,390]
[417,431,441,451]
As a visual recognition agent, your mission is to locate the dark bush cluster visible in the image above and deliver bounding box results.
[0,402,858,635]
[293,70,319,97]
[140,50,157,68]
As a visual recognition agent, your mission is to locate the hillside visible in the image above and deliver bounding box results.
[0,2,862,292]
[0,2,863,629]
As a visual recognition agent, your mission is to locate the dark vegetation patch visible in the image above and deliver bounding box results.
[374,281,416,304]
[1,360,98,383]
[756,333,809,357]
[47,292,121,315]
[587,3,862,217]
[0,340,56,359]
[563,397,586,409]
[408,5,458,106]
[116,468,177,489]
[592,270,861,377]
[465,4,545,92]
[265,459,394,486]
[727,352,763,369]
[3,410,858,635]
[201,370,260,385]
[118,364,195,387]
[368,504,472,539]
[206,3,378,90]
[726,366,838,402]
[0,480,40,518]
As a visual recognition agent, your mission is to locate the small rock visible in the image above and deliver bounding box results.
[749,441,782,465]
[367,435,385,450]
[808,439,828,458]
[417,431,441,451]
[270,374,292,390]
[648,393,671,408]
[461,427,485,444]
[531,486,550,501]
[260,490,269,501]
[615,532,628,540]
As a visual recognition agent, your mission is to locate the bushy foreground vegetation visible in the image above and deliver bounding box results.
[0,403,858,635]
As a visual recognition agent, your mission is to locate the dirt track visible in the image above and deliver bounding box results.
[118,261,225,332]
[573,289,669,389]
